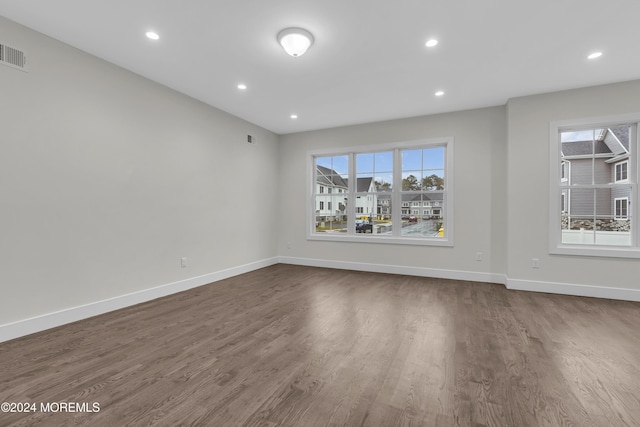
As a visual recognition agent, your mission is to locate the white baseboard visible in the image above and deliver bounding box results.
[278,256,640,302]
[506,278,640,302]
[3,256,637,343]
[278,256,503,285]
[0,257,278,344]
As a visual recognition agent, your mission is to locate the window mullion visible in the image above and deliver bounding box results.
[632,124,638,248]
[392,148,401,237]
[347,153,356,235]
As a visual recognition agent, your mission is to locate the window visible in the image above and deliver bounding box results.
[310,138,453,245]
[561,161,569,182]
[550,114,638,257]
[615,161,628,182]
[615,197,629,219]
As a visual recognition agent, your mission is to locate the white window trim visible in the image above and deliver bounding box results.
[615,160,629,183]
[561,161,569,182]
[308,137,454,246]
[614,197,629,220]
[549,113,639,258]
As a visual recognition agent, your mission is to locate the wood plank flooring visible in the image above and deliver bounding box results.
[1,264,639,426]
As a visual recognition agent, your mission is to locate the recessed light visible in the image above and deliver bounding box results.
[435,91,444,97]
[425,39,438,47]
[237,84,247,90]
[146,31,159,40]
[588,51,602,59]
[290,114,298,119]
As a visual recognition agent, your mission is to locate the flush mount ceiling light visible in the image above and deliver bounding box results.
[145,31,159,40]
[425,39,438,47]
[588,51,602,59]
[277,27,314,57]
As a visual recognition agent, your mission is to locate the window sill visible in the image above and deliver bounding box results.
[551,244,640,259]
[308,233,453,247]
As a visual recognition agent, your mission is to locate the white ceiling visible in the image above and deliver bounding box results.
[1,0,639,135]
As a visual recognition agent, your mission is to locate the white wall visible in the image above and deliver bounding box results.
[278,106,508,281]
[0,17,280,330]
[506,81,640,294]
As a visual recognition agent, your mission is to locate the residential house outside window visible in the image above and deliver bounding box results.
[310,138,453,246]
[550,114,639,257]
[314,155,348,232]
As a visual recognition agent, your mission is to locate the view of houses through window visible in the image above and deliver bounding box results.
[312,141,449,242]
[559,125,633,246]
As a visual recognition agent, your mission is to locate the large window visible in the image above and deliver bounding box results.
[309,138,453,245]
[550,114,639,257]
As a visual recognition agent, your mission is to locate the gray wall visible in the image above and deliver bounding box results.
[2,15,639,333]
[0,17,280,326]
[506,80,640,288]
[278,107,508,277]
[279,80,640,295]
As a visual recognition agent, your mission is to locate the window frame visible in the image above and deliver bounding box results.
[561,161,569,182]
[549,113,639,258]
[615,160,628,183]
[614,197,629,220]
[308,138,454,246]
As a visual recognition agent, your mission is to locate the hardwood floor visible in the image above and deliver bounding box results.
[1,264,639,426]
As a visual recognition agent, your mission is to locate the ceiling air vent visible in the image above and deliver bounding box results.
[0,43,28,72]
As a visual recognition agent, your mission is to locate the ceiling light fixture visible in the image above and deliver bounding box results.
[146,31,159,40]
[425,39,438,47]
[277,28,314,57]
[290,114,298,119]
[237,83,247,90]
[435,91,445,96]
[587,51,602,59]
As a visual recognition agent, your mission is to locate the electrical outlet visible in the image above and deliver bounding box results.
[475,252,483,262]
[247,134,253,143]
[181,257,188,268]
[532,258,539,269]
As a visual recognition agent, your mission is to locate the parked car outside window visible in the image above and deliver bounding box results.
[355,219,373,233]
